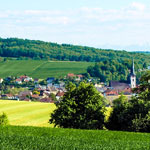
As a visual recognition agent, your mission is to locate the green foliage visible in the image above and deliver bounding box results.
[49,93,57,101]
[107,91,150,132]
[0,112,9,126]
[7,87,26,95]
[113,94,128,106]
[0,38,149,64]
[133,71,150,93]
[107,72,150,132]
[0,37,149,81]
[87,59,142,82]
[0,126,150,150]
[33,90,40,95]
[50,82,105,129]
[106,95,129,131]
[131,112,150,132]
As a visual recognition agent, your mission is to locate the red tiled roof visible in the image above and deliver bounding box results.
[105,89,118,96]
[67,73,75,77]
[16,79,21,82]
[5,94,13,97]
[20,75,27,79]
[77,75,83,78]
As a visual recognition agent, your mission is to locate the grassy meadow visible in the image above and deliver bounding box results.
[0,100,150,149]
[0,60,94,78]
[0,100,55,127]
[0,126,150,150]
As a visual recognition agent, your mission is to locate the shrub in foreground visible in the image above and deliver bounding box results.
[0,112,9,126]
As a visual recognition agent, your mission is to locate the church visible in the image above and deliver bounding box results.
[105,59,136,96]
[130,59,136,88]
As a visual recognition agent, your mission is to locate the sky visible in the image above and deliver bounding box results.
[0,0,150,51]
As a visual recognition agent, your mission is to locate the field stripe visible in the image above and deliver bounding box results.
[0,100,55,127]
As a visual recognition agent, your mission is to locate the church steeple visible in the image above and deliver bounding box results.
[130,58,136,88]
[131,58,135,76]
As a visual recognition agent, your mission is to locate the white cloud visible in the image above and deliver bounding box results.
[40,16,71,25]
[130,2,146,11]
[0,3,150,49]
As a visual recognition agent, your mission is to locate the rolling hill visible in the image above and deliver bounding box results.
[0,60,94,78]
[0,37,150,64]
[0,37,149,81]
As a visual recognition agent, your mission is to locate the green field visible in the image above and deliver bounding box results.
[0,60,94,78]
[1,100,150,150]
[0,100,55,127]
[0,126,150,150]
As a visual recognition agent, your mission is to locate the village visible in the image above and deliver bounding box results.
[0,60,136,104]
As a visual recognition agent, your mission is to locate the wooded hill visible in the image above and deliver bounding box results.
[0,38,150,65]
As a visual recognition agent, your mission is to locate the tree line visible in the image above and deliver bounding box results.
[0,38,150,65]
[50,71,150,132]
[87,59,145,83]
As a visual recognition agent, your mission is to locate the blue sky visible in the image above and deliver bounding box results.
[1,0,150,51]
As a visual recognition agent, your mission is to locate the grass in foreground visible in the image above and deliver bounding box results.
[0,125,150,150]
[0,100,55,127]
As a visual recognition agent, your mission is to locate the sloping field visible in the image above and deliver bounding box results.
[0,126,150,150]
[0,100,55,127]
[0,60,94,78]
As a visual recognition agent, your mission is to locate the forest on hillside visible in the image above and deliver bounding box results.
[0,37,149,82]
[0,38,150,65]
[87,59,144,83]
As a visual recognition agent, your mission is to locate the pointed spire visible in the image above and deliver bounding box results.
[131,58,135,76]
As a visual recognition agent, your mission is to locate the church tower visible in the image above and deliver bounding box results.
[130,59,136,88]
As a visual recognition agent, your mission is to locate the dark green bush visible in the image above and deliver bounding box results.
[0,112,9,126]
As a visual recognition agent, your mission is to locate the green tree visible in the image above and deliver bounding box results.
[49,82,106,129]
[0,112,9,126]
[106,94,128,131]
[107,72,150,132]
[143,62,147,69]
[39,80,47,85]
[133,71,150,93]
[33,89,40,95]
[50,93,57,101]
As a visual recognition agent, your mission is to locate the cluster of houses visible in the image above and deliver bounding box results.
[1,77,66,103]
[0,60,137,103]
[0,73,84,103]
[15,75,33,84]
[67,73,84,81]
[1,87,65,103]
[96,59,136,103]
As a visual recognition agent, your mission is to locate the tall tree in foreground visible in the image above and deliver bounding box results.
[50,82,106,129]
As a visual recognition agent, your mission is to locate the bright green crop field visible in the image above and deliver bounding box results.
[0,100,55,127]
[0,126,150,150]
[0,100,150,150]
[0,60,94,78]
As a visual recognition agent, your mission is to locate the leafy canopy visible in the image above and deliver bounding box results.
[107,71,150,132]
[50,82,106,129]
